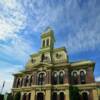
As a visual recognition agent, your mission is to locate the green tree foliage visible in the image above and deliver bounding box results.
[14,92,21,100]
[69,85,80,100]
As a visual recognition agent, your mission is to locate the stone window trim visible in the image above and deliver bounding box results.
[37,71,46,85]
[37,71,46,77]
[79,69,86,75]
[71,70,79,76]
[80,90,89,95]
[71,69,86,76]
[59,70,65,75]
[52,70,65,76]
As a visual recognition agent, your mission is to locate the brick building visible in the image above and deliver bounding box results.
[12,28,100,100]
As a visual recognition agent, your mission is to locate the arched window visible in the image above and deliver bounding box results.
[80,71,86,84]
[46,39,49,46]
[37,93,44,100]
[41,54,45,62]
[52,72,58,85]
[59,72,64,84]
[24,76,29,86]
[29,76,33,86]
[20,78,23,87]
[52,93,57,100]
[16,78,20,88]
[72,72,78,84]
[22,93,27,100]
[38,73,45,85]
[28,93,31,100]
[82,92,88,100]
[42,40,45,47]
[59,92,64,100]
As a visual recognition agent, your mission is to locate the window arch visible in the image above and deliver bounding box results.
[52,92,57,100]
[52,72,58,85]
[59,71,64,84]
[72,71,78,84]
[37,73,45,85]
[59,92,64,100]
[80,71,86,84]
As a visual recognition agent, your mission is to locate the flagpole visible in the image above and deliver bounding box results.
[0,81,5,94]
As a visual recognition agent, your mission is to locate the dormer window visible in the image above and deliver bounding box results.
[56,53,62,59]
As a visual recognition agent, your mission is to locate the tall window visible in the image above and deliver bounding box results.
[42,40,45,47]
[22,93,27,100]
[37,93,44,100]
[24,76,29,86]
[72,72,78,84]
[46,39,49,46]
[52,72,58,85]
[59,92,64,100]
[52,93,57,100]
[28,93,31,100]
[59,72,64,84]
[80,71,86,84]
[41,54,45,62]
[38,73,45,85]
[16,78,20,88]
[29,76,33,86]
[21,78,23,87]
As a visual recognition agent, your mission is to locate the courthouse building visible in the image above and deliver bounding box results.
[12,28,100,100]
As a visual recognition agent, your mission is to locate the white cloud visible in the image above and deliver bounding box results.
[95,76,100,82]
[0,0,26,40]
[0,61,23,93]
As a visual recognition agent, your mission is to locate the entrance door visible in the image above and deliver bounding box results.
[82,93,88,100]
[37,93,44,100]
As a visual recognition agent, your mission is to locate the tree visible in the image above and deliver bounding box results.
[69,85,80,100]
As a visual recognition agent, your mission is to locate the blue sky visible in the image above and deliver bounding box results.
[0,0,100,93]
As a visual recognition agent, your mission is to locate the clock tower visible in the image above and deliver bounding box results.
[41,27,55,51]
[40,27,55,63]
